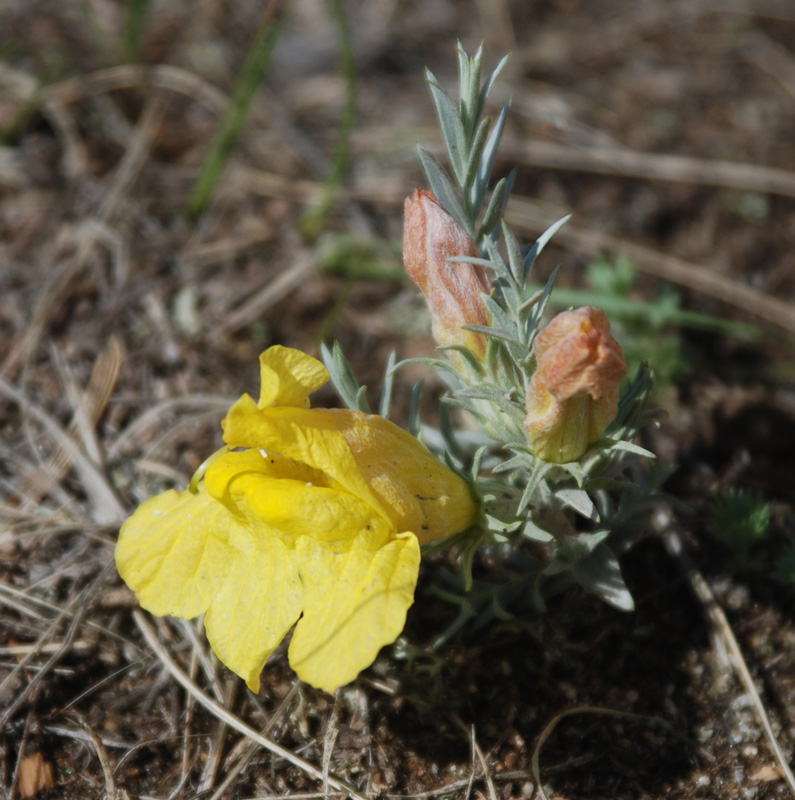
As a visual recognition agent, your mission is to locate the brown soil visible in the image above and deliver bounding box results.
[1,2,794,799]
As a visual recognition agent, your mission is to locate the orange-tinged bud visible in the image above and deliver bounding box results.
[403,189,490,360]
[525,307,628,463]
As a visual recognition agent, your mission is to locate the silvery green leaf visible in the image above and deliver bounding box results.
[456,42,472,114]
[425,69,467,184]
[462,323,522,345]
[554,487,600,521]
[572,542,635,611]
[418,147,474,236]
[518,467,551,516]
[446,255,497,272]
[464,117,490,208]
[321,340,370,412]
[481,293,519,338]
[519,288,545,313]
[482,238,513,281]
[354,385,369,411]
[378,349,397,419]
[551,459,587,486]
[460,44,483,132]
[563,530,611,558]
[478,173,511,242]
[438,401,467,464]
[436,343,485,374]
[523,518,555,542]
[391,355,458,376]
[600,439,656,459]
[477,52,510,119]
[492,453,531,472]
[454,382,522,410]
[407,379,424,438]
[442,397,518,441]
[521,215,570,283]
[526,264,561,342]
[473,97,512,213]
[485,513,522,535]
[502,221,524,280]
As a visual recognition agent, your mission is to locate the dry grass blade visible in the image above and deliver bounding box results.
[210,247,317,338]
[656,507,795,797]
[81,719,131,800]
[0,375,125,524]
[470,725,497,800]
[98,92,167,224]
[39,65,230,115]
[322,693,342,800]
[199,679,238,793]
[207,681,302,800]
[133,610,368,800]
[15,337,123,509]
[107,396,233,461]
[0,571,99,727]
[508,139,795,199]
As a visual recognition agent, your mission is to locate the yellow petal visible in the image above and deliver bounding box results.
[257,345,329,409]
[288,532,420,693]
[204,531,303,693]
[338,412,479,544]
[116,488,233,618]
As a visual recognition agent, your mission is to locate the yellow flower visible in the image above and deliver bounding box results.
[116,346,478,694]
[403,188,491,360]
[524,307,628,464]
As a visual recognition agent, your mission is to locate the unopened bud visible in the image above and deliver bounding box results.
[403,189,490,360]
[525,307,628,463]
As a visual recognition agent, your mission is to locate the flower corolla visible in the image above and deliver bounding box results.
[116,346,478,694]
[403,188,490,360]
[524,307,628,463]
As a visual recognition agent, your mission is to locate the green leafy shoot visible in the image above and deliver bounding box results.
[708,488,773,570]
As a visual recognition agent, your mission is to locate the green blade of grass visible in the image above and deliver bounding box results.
[123,0,151,63]
[187,2,288,220]
[299,0,357,241]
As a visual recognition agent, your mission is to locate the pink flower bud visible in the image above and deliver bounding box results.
[525,307,628,463]
[403,189,490,359]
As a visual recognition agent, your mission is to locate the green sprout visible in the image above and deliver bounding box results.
[708,488,773,571]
